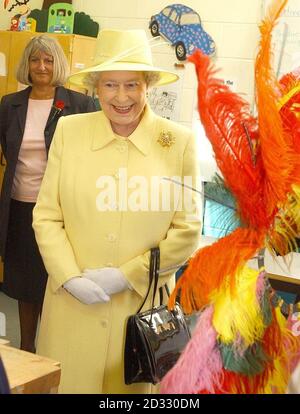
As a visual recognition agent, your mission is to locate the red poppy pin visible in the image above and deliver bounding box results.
[50,100,65,123]
[54,100,65,111]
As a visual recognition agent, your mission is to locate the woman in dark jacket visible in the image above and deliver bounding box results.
[0,35,96,353]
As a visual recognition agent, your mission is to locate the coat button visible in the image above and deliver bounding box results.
[117,145,126,153]
[108,233,117,242]
[101,320,108,328]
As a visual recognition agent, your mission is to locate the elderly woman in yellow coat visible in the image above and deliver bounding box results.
[32,29,201,394]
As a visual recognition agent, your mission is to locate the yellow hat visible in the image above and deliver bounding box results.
[69,29,179,87]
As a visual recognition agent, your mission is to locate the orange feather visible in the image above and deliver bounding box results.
[255,0,300,217]
[169,228,265,313]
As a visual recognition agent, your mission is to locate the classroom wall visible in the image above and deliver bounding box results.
[74,0,263,120]
[0,0,263,115]
[1,0,296,178]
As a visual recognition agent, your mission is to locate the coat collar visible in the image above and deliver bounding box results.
[10,86,71,107]
[91,104,157,156]
[53,86,71,109]
[45,86,71,130]
[11,86,71,134]
[11,86,31,105]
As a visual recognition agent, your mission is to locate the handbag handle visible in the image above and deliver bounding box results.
[136,247,158,314]
[136,247,163,314]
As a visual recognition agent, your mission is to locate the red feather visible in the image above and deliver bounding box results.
[188,51,268,229]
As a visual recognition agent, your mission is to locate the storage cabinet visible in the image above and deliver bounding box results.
[0,31,96,282]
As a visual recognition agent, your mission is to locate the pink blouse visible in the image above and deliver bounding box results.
[11,98,53,202]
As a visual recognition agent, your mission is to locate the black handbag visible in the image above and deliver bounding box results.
[124,247,191,385]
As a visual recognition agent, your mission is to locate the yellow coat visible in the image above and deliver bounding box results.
[33,105,201,394]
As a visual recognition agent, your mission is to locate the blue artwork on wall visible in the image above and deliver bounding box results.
[149,4,216,61]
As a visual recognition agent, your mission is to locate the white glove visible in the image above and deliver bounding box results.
[63,277,110,305]
[82,267,132,296]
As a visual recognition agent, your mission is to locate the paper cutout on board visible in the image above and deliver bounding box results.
[4,0,33,31]
[148,79,182,121]
[47,2,74,34]
[3,0,30,13]
[0,53,7,76]
[29,8,99,37]
[149,4,215,61]
[9,14,19,30]
[10,14,35,31]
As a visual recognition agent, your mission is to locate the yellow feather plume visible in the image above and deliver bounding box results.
[212,266,266,346]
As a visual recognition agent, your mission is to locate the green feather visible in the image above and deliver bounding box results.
[219,341,270,376]
[204,174,241,236]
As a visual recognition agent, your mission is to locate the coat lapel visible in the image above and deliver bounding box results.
[12,86,31,140]
[44,86,71,130]
[44,87,71,149]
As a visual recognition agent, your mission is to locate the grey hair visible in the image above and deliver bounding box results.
[83,71,161,89]
[16,34,69,86]
[144,72,160,87]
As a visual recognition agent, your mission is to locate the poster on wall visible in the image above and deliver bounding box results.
[148,78,182,121]
[47,2,74,34]
[149,4,215,61]
[4,0,33,31]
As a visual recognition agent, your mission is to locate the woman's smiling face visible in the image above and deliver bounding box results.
[97,71,148,137]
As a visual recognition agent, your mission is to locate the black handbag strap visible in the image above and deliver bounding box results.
[136,247,159,313]
[136,247,165,314]
[150,247,160,311]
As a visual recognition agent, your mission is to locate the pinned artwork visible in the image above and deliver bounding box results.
[148,73,183,122]
[3,0,30,13]
[47,2,74,34]
[10,14,35,31]
[9,15,19,30]
[149,89,179,120]
[25,17,36,32]
[29,8,99,38]
[4,0,32,31]
[149,4,215,61]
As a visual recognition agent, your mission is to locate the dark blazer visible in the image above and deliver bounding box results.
[0,86,96,257]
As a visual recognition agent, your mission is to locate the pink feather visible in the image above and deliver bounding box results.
[160,306,222,394]
[255,269,266,303]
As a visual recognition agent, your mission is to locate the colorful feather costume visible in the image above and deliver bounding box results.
[161,0,300,394]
